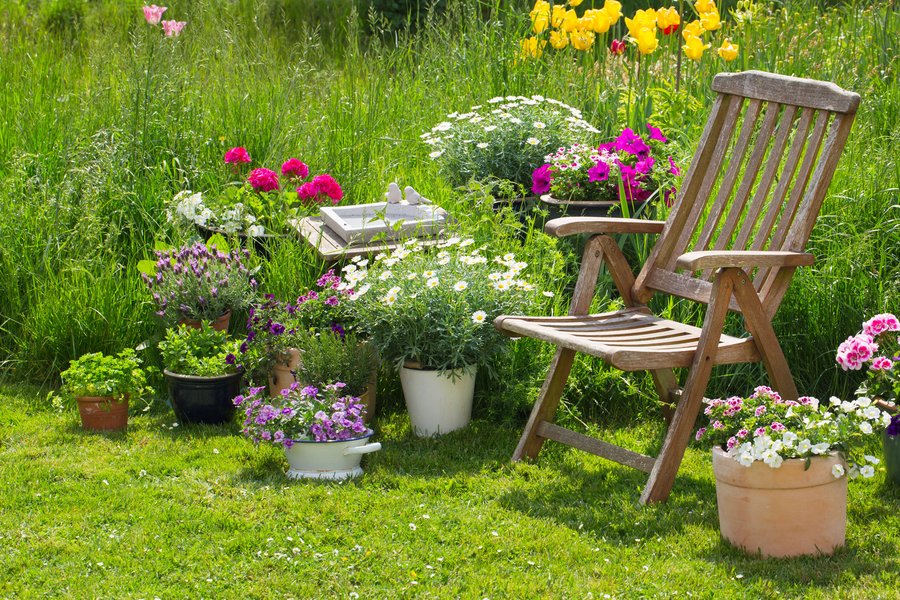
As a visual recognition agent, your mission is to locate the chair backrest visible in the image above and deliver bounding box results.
[632,70,860,316]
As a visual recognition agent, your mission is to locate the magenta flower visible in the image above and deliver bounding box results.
[634,156,655,175]
[247,168,279,192]
[224,147,252,165]
[587,161,610,182]
[142,5,167,25]
[871,356,894,371]
[836,333,878,371]
[863,313,900,337]
[667,156,681,176]
[297,174,343,204]
[609,38,626,55]
[161,20,186,37]
[281,158,309,179]
[614,128,651,157]
[646,124,667,143]
[531,164,552,195]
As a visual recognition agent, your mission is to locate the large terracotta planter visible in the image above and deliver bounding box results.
[712,446,847,557]
[884,431,900,486]
[178,310,231,332]
[76,395,129,432]
[399,363,476,437]
[359,369,378,424]
[284,430,381,480]
[267,348,302,398]
[164,370,242,425]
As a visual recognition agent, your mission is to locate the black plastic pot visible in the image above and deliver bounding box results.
[164,369,242,425]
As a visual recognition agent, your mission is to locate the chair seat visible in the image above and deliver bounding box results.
[494,307,761,371]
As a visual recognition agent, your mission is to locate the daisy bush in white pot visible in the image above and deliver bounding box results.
[346,237,541,436]
[696,386,891,558]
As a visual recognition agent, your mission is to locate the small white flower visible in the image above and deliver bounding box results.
[379,271,392,281]
[349,284,370,300]
[811,442,831,455]
[476,142,489,149]
[471,311,487,325]
[503,253,515,261]
[437,257,450,265]
[542,291,555,297]
[831,464,845,478]
[383,258,398,267]
[526,137,540,146]
[494,281,510,291]
[406,273,418,280]
[855,396,872,408]
[382,293,397,306]
[738,452,754,467]
[860,465,876,478]
[797,439,812,453]
[433,122,452,132]
[865,454,881,465]
[426,278,439,289]
[342,264,358,273]
[429,150,444,159]
[453,281,468,292]
[859,421,873,435]
[357,259,369,267]
[409,523,417,530]
[488,272,502,281]
[459,239,475,248]
[483,125,497,132]
[247,225,265,237]
[533,121,546,129]
[488,96,504,103]
[387,286,401,296]
[422,270,436,278]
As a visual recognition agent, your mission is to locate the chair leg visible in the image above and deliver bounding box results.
[650,368,679,423]
[512,348,576,461]
[639,269,735,504]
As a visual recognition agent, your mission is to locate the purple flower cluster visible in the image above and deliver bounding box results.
[235,381,367,446]
[142,241,257,323]
[531,124,680,206]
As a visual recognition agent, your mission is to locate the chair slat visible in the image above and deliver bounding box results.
[712,70,860,114]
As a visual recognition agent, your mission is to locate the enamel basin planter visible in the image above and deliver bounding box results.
[284,430,381,480]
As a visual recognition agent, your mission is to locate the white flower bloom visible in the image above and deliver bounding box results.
[483,125,497,132]
[437,257,450,265]
[865,454,880,465]
[488,96,504,103]
[782,431,798,446]
[738,452,755,467]
[383,258,398,267]
[382,293,397,306]
[811,442,830,455]
[526,137,540,145]
[349,284,370,300]
[476,142,489,149]
[509,117,522,124]
[533,121,546,129]
[488,273,502,281]
[863,406,882,420]
[426,278,439,289]
[433,122,452,132]
[406,273,418,280]
[378,271,392,281]
[831,464,845,478]
[453,281,468,292]
[429,150,444,159]
[342,264,358,273]
[859,421,873,435]
[471,310,487,325]
[357,259,369,267]
[459,238,475,247]
[855,396,872,408]
[422,270,436,278]
[840,401,856,413]
[494,281,510,291]
[830,396,842,406]
[860,465,875,478]
[542,291,554,297]
[503,253,515,261]
[247,225,265,237]
[797,439,812,453]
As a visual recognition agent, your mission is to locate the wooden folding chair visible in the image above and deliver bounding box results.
[495,71,860,504]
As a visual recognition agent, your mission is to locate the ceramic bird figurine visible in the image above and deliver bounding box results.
[385,182,402,204]
[403,185,420,205]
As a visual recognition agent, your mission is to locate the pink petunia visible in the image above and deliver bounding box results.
[587,160,610,183]
[247,168,279,192]
[224,147,252,165]
[646,124,667,143]
[161,20,186,37]
[755,405,767,417]
[142,5,166,25]
[281,158,309,179]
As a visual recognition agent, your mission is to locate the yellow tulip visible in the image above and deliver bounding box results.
[603,0,623,24]
[682,19,704,40]
[549,29,569,50]
[656,7,681,35]
[520,36,546,58]
[551,5,567,27]
[583,9,612,33]
[694,0,716,13]
[717,38,739,61]
[700,10,722,31]
[571,29,596,51]
[635,28,659,55]
[561,9,579,32]
[683,35,710,60]
[625,10,657,39]
[568,0,584,6]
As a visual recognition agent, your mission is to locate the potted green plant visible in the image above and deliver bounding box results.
[348,238,539,436]
[159,323,244,425]
[60,349,152,432]
[236,381,380,480]
[836,312,900,485]
[531,125,679,218]
[697,386,890,558]
[139,239,259,331]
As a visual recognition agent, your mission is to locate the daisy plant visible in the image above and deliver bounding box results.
[345,237,540,375]
[696,386,891,479]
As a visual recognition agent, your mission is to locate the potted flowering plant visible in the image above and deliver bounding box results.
[236,382,381,480]
[697,386,891,558]
[422,95,602,203]
[836,312,900,485]
[159,323,244,425]
[139,240,258,331]
[531,124,680,218]
[167,148,343,240]
[347,238,539,436]
[60,349,153,432]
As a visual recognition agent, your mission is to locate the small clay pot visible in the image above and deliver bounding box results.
[267,348,302,398]
[77,395,129,432]
[178,311,231,332]
[359,371,378,424]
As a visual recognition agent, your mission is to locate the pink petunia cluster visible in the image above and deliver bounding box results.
[863,313,900,337]
[297,174,343,205]
[836,333,879,371]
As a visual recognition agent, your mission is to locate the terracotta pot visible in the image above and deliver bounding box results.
[267,348,302,398]
[164,369,242,425]
[359,370,378,424]
[884,431,900,486]
[399,362,476,437]
[712,446,847,557]
[178,310,231,332]
[76,395,129,432]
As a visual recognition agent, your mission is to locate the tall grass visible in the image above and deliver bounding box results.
[0,0,896,421]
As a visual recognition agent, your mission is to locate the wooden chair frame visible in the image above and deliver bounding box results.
[495,71,860,504]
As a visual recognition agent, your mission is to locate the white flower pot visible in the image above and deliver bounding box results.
[283,430,381,480]
[400,363,476,437]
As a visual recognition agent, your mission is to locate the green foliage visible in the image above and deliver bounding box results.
[59,349,152,400]
[158,324,242,377]
[294,331,378,396]
[358,0,448,33]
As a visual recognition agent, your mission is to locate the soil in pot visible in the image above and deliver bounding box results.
[164,370,242,425]
[77,395,129,432]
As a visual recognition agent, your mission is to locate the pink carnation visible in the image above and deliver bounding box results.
[161,20,186,37]
[247,168,279,193]
[281,158,309,179]
[836,333,878,371]
[142,5,167,25]
[863,313,900,337]
[871,356,894,371]
[224,147,251,165]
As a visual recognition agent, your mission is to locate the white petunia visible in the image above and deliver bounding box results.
[471,311,487,325]
[831,464,845,478]
[860,465,876,478]
[865,454,880,465]
[859,421,873,434]
[811,442,830,455]
[797,439,812,453]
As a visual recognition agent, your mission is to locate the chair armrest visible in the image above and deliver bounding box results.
[544,217,666,238]
[676,250,815,271]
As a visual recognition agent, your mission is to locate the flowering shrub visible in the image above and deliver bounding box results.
[159,323,243,377]
[236,382,368,447]
[167,149,342,237]
[346,238,540,373]
[697,386,890,478]
[422,95,602,196]
[140,241,258,324]
[837,313,900,436]
[532,125,680,205]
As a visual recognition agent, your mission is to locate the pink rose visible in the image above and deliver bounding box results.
[281,158,309,179]
[247,168,279,193]
[224,147,251,165]
[863,313,900,337]
[142,5,167,25]
[161,20,186,37]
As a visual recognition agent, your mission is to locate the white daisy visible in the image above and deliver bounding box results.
[476,142,489,149]
[533,121,546,129]
[453,281,468,292]
[378,271,392,281]
[426,278,439,289]
[471,310,487,325]
[526,137,540,145]
[429,150,443,159]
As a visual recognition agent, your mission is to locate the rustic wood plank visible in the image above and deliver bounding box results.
[676,250,815,271]
[545,216,666,237]
[712,70,861,114]
[512,349,576,461]
[537,422,656,473]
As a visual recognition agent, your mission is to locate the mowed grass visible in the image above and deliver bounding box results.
[2,385,899,598]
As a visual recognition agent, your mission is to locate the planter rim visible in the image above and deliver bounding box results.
[75,394,130,403]
[540,193,638,208]
[289,429,375,445]
[163,369,243,382]
[178,309,232,321]
[401,361,477,373]
[712,446,845,490]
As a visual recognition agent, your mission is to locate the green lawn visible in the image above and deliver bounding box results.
[2,385,898,598]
